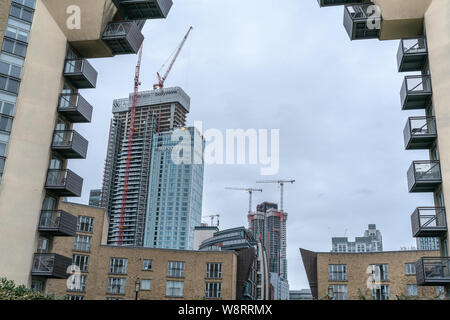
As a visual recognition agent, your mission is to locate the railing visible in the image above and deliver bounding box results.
[45,169,83,197]
[411,207,447,237]
[317,0,365,7]
[344,4,381,40]
[403,117,436,149]
[400,75,432,109]
[407,161,441,192]
[39,210,63,229]
[397,37,427,70]
[31,253,72,278]
[64,59,98,88]
[103,21,136,37]
[416,257,450,285]
[102,21,144,55]
[52,130,88,159]
[112,0,173,19]
[58,93,93,122]
[32,254,55,273]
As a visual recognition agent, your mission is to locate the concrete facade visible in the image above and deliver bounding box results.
[46,202,238,300]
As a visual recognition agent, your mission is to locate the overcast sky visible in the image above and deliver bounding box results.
[68,0,434,290]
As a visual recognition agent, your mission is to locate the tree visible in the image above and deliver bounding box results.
[0,278,59,300]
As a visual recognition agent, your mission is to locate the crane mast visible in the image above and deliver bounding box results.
[118,46,143,246]
[153,26,193,90]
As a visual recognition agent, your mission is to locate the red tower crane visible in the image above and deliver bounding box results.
[118,46,143,246]
[153,26,193,90]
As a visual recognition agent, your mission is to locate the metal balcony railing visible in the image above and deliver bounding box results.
[403,117,437,150]
[102,21,144,55]
[344,4,381,40]
[58,94,93,123]
[112,0,173,20]
[45,169,83,197]
[411,207,447,238]
[31,253,72,279]
[317,0,366,7]
[64,59,98,89]
[400,75,432,110]
[416,257,450,286]
[52,130,88,159]
[407,161,442,193]
[397,37,428,72]
[38,210,77,236]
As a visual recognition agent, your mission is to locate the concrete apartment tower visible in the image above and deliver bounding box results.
[317,0,450,292]
[0,0,173,289]
[102,87,190,247]
[332,224,383,253]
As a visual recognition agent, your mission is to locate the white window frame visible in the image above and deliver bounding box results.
[109,258,128,274]
[166,280,184,297]
[206,263,222,279]
[328,264,347,281]
[142,259,153,271]
[205,282,222,299]
[107,278,126,295]
[141,279,151,291]
[167,261,185,278]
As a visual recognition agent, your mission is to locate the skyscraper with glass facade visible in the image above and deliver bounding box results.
[144,126,204,250]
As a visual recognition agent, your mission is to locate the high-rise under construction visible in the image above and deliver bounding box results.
[102,87,190,246]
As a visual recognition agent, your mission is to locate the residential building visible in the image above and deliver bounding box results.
[316,0,450,293]
[332,224,383,253]
[270,272,289,300]
[199,227,270,300]
[193,226,219,251]
[300,248,444,300]
[143,126,204,250]
[44,202,237,300]
[101,87,191,247]
[88,189,101,207]
[249,202,288,280]
[289,289,313,300]
[0,0,172,288]
[417,237,440,251]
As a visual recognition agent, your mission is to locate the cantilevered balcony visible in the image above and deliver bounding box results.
[400,75,432,110]
[38,210,77,237]
[317,0,365,7]
[51,130,88,159]
[397,37,428,72]
[45,169,83,197]
[407,161,442,193]
[411,207,447,238]
[64,59,98,89]
[403,117,437,150]
[113,0,173,19]
[416,257,450,286]
[102,21,144,55]
[343,4,381,40]
[57,94,93,123]
[31,253,72,279]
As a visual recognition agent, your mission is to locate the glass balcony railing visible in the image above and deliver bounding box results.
[45,169,83,197]
[343,4,381,40]
[31,253,72,279]
[64,59,98,89]
[407,161,442,193]
[38,210,77,237]
[397,37,428,72]
[52,130,88,159]
[416,257,450,286]
[58,94,93,123]
[403,117,437,150]
[400,75,432,110]
[411,207,447,238]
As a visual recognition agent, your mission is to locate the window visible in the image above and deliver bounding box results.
[107,278,126,295]
[436,286,445,299]
[0,99,15,117]
[9,3,34,23]
[2,38,27,57]
[37,236,50,253]
[142,260,152,271]
[141,280,151,291]
[405,263,416,275]
[206,263,222,279]
[109,258,128,274]
[106,297,123,300]
[0,60,22,78]
[73,235,91,252]
[407,284,418,297]
[5,25,29,43]
[31,280,43,292]
[0,75,20,94]
[0,133,9,157]
[329,285,348,300]
[205,282,222,298]
[167,261,185,278]
[372,285,390,300]
[166,281,183,297]
[369,264,389,281]
[68,275,86,292]
[328,265,347,281]
[67,295,84,301]
[77,216,94,233]
[73,255,89,272]
[12,0,36,9]
[0,115,13,132]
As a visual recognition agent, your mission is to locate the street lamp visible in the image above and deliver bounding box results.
[135,278,140,300]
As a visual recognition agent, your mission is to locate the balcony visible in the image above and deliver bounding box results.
[31,253,72,279]
[57,94,93,123]
[400,75,432,110]
[38,210,77,237]
[416,257,450,286]
[317,0,365,7]
[403,117,437,150]
[112,0,173,20]
[343,4,381,40]
[63,59,98,89]
[51,130,88,159]
[102,21,144,55]
[397,37,428,72]
[407,161,442,193]
[45,169,83,197]
[411,207,447,238]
